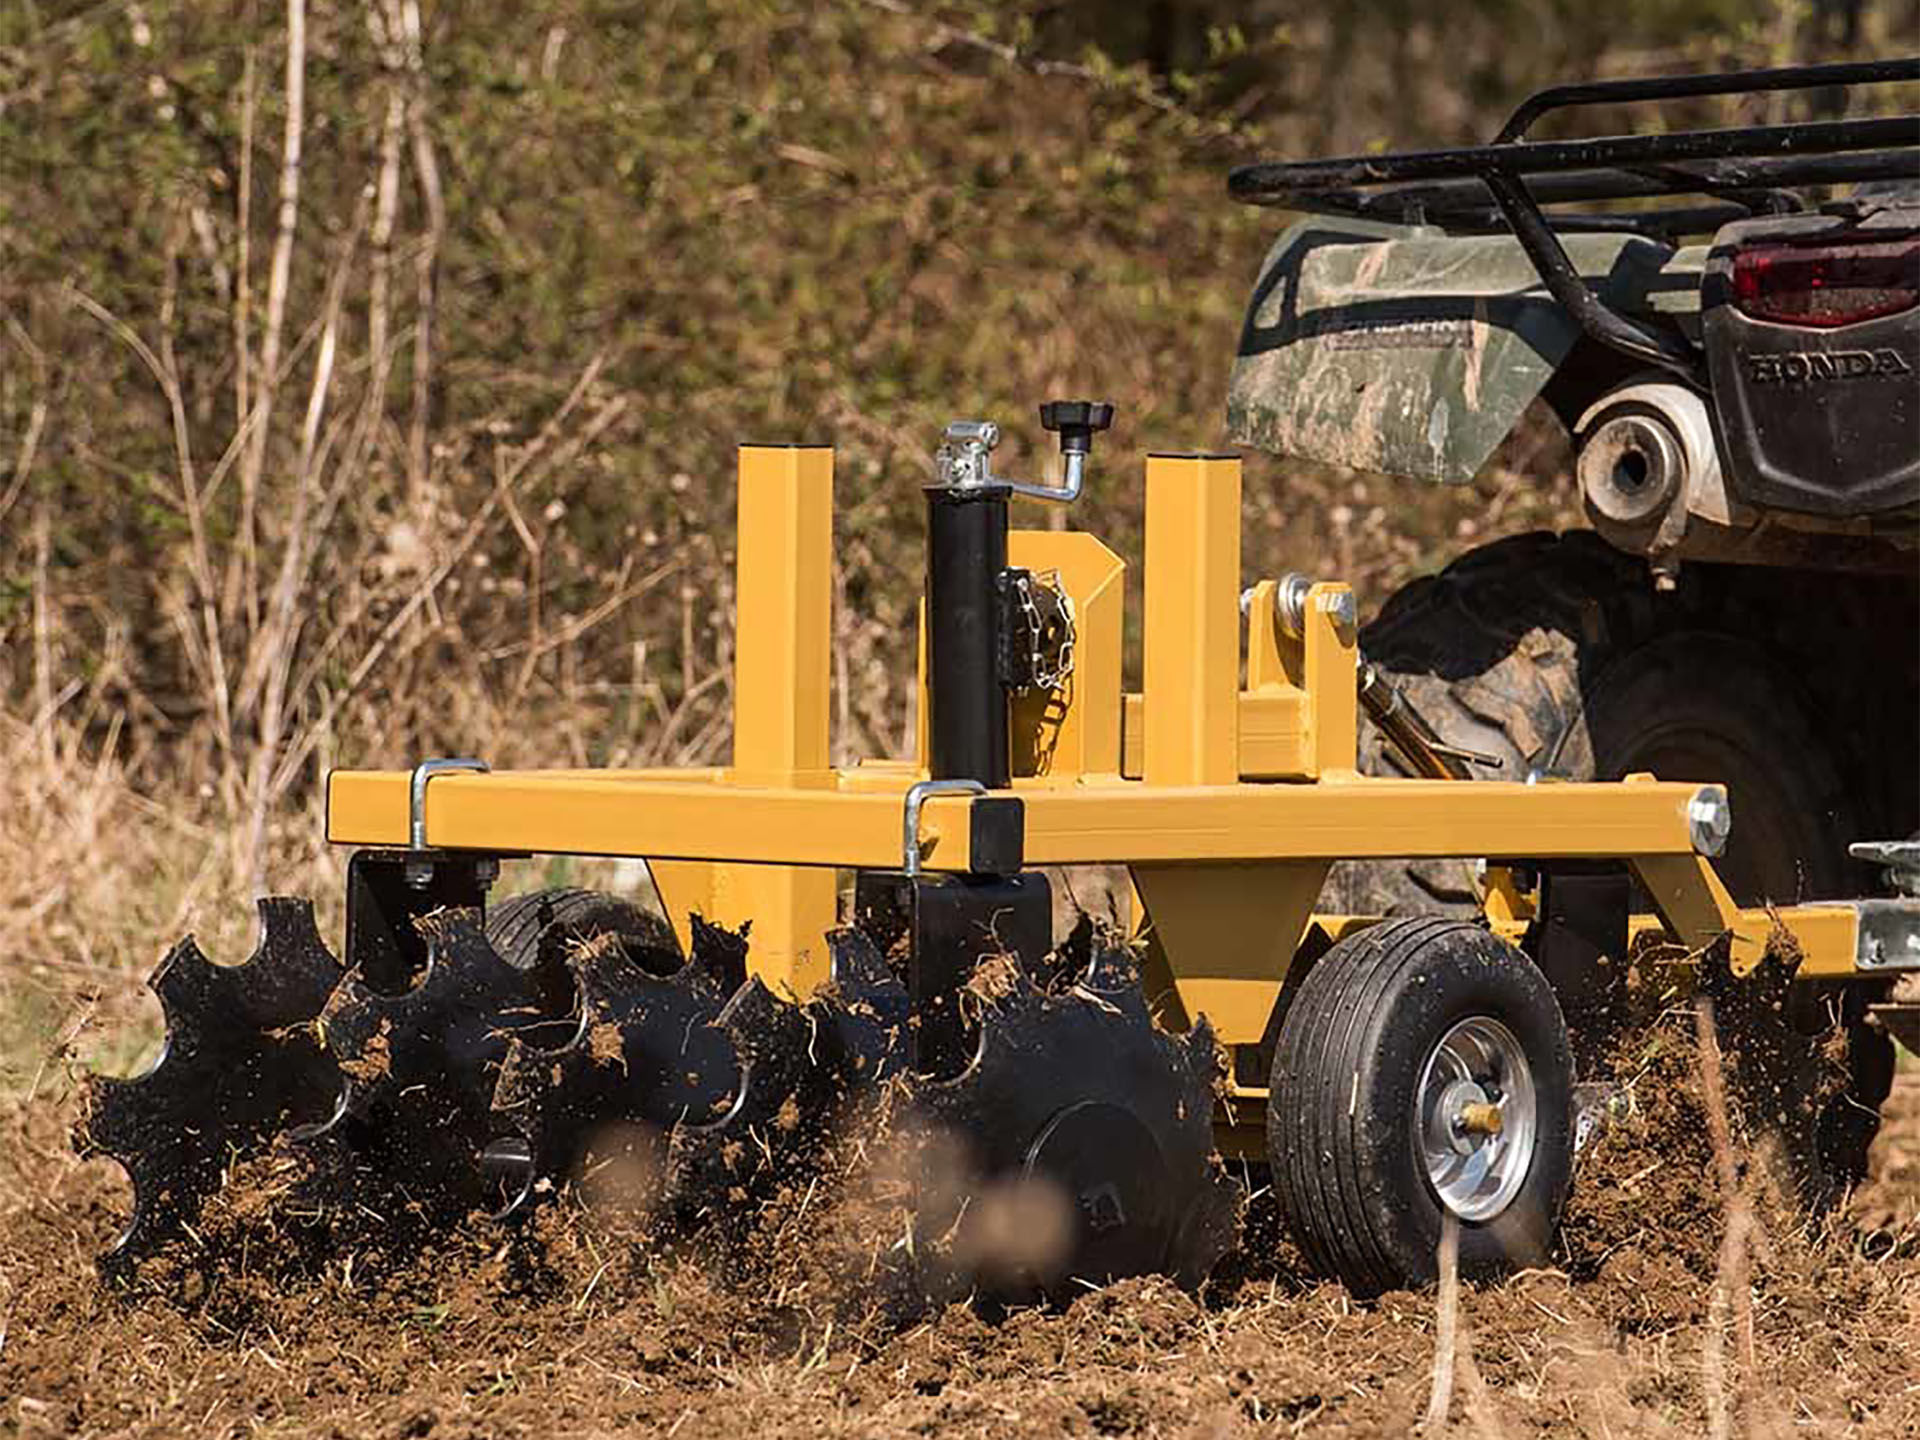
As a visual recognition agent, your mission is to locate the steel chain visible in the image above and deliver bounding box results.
[1016,568,1075,691]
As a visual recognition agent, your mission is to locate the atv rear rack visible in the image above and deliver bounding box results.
[1228,58,1920,382]
[1228,58,1919,233]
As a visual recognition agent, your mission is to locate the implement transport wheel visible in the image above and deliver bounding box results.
[1269,917,1575,1298]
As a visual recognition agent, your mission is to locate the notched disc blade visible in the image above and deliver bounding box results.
[492,918,746,1218]
[670,927,911,1225]
[297,907,577,1217]
[916,934,1236,1299]
[76,897,346,1276]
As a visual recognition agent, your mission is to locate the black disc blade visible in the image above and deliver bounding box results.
[75,898,346,1276]
[669,927,911,1228]
[491,917,746,1220]
[915,933,1238,1301]
[296,908,577,1220]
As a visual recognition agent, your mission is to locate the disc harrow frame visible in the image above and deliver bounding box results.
[83,414,1920,1294]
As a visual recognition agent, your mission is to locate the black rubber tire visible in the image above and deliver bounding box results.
[1344,531,1907,1213]
[486,887,681,978]
[1268,916,1575,1298]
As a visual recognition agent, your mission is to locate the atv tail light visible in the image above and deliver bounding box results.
[1732,236,1920,329]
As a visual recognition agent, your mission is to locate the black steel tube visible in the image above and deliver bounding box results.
[1232,150,1915,232]
[1228,115,1918,205]
[926,484,1010,788]
[1495,56,1920,144]
[1481,169,1705,384]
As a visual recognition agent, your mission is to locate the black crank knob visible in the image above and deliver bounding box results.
[1039,399,1115,455]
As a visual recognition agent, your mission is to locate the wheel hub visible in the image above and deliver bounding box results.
[1416,1016,1537,1222]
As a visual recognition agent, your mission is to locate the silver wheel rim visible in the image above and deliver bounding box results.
[1416,1015,1537,1223]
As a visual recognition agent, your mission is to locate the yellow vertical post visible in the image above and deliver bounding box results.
[731,445,833,787]
[1133,454,1322,1047]
[1143,453,1241,786]
[651,445,840,998]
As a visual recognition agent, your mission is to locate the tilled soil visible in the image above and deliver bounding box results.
[4,1012,1917,1439]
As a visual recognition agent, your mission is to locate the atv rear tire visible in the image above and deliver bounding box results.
[1342,531,1864,910]
[1341,531,1899,1212]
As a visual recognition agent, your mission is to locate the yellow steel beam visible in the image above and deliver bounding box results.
[1630,846,1868,979]
[1625,902,1862,978]
[1017,773,1704,864]
[1626,847,1779,976]
[1143,454,1241,787]
[1133,859,1329,1045]
[1749,904,1859,977]
[327,768,985,870]
[329,768,1712,867]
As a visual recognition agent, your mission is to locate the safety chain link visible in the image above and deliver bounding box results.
[1010,568,1075,692]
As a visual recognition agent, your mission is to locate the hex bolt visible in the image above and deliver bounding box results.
[1318,588,1358,636]
[1686,784,1732,857]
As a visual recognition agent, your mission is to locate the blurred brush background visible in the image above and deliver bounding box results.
[1,0,1913,1083]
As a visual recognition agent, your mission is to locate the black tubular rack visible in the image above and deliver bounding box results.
[1226,58,1920,379]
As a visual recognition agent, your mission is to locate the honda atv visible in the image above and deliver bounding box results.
[1229,57,1918,910]
[1227,57,1919,1200]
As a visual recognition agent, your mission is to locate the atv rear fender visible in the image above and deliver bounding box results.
[1226,220,1704,483]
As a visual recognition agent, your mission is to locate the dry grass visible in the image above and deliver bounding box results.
[0,712,319,1092]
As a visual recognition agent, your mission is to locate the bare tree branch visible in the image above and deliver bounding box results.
[236,0,308,634]
[391,0,444,504]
